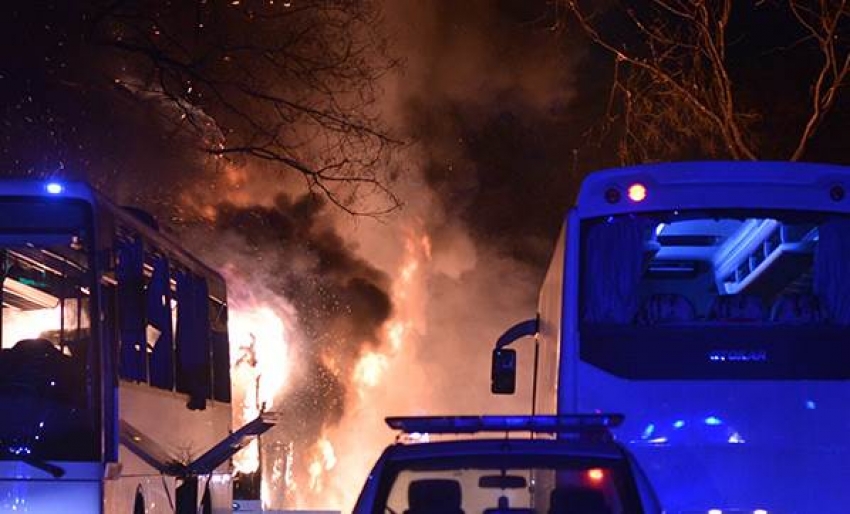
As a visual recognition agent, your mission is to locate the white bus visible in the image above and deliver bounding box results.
[493,162,850,513]
[0,180,274,513]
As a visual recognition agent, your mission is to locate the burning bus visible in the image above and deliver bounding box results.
[0,180,275,513]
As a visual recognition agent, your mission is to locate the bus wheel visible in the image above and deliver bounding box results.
[133,489,145,514]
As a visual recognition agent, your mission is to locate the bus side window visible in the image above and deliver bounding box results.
[175,271,211,410]
[814,218,850,324]
[210,300,230,402]
[116,238,147,382]
[146,257,174,390]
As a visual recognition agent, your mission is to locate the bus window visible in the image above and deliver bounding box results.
[147,256,174,390]
[579,210,850,379]
[111,224,223,405]
[117,237,146,382]
[0,203,99,461]
[210,298,230,402]
[175,271,211,410]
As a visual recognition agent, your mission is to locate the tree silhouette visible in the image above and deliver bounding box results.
[565,0,850,164]
[2,1,401,214]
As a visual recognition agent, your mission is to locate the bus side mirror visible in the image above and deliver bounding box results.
[491,348,516,394]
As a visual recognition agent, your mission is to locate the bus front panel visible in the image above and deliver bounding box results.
[573,208,850,513]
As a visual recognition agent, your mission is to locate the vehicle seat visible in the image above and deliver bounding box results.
[708,294,765,322]
[548,486,611,514]
[635,293,696,324]
[404,479,463,514]
[771,293,828,323]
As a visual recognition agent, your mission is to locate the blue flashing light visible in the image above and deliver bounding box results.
[673,420,685,429]
[641,423,655,439]
[805,400,817,410]
[704,416,723,426]
[45,182,64,194]
[385,414,625,435]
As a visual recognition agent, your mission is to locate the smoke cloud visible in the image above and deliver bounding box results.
[2,1,593,510]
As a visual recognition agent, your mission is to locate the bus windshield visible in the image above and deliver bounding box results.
[0,199,98,461]
[579,210,850,379]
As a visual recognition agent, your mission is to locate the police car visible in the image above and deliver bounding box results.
[353,414,661,514]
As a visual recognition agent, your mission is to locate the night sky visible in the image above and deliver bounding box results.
[5,2,850,258]
[4,0,850,508]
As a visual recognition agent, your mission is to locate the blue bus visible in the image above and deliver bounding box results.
[494,162,850,513]
[0,180,274,513]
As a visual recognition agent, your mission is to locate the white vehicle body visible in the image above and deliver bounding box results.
[0,180,271,513]
[504,162,850,513]
[354,415,662,514]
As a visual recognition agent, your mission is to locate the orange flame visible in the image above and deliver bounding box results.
[217,224,433,511]
[301,226,433,510]
[353,351,389,396]
[307,436,337,493]
[228,288,294,476]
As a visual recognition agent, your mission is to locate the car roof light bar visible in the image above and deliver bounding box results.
[385,414,624,435]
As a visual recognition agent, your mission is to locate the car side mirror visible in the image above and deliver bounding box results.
[491,348,516,394]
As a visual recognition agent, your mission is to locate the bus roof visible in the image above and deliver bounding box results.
[0,179,225,298]
[0,179,97,203]
[576,161,850,218]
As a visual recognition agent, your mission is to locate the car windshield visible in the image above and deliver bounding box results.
[0,199,98,461]
[375,453,640,514]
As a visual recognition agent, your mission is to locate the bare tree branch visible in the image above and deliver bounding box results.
[567,0,757,162]
[566,0,850,163]
[88,0,402,215]
[790,0,850,160]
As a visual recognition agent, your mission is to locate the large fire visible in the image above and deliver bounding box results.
[227,285,294,478]
[296,227,432,509]
[224,225,432,510]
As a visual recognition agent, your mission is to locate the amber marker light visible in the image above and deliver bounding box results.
[627,183,647,202]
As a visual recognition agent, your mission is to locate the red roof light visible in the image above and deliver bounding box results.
[586,468,605,483]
